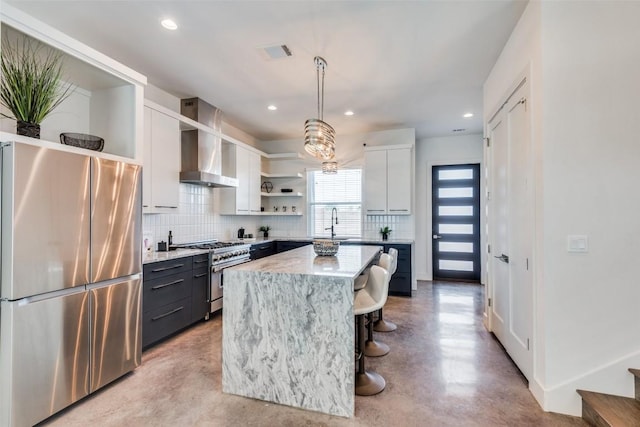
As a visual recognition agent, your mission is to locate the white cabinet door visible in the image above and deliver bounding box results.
[220,145,262,215]
[364,150,388,214]
[248,150,262,213]
[235,146,250,214]
[143,106,180,213]
[387,148,411,215]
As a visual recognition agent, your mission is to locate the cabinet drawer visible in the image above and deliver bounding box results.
[143,257,192,281]
[142,297,191,348]
[143,270,192,312]
[192,253,209,269]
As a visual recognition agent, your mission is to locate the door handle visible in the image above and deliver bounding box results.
[494,254,509,263]
[433,234,442,240]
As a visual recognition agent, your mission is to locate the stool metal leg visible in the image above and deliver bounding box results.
[373,308,397,332]
[364,312,390,357]
[355,314,385,396]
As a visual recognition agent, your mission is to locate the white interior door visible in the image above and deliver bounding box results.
[488,115,509,343]
[486,79,533,381]
[505,86,533,380]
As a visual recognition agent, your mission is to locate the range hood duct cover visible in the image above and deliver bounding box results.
[179,98,238,188]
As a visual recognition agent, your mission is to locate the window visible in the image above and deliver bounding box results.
[307,169,362,238]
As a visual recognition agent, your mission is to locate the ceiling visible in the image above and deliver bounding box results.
[5,1,527,142]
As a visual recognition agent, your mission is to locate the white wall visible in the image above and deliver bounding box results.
[484,0,640,416]
[415,134,483,281]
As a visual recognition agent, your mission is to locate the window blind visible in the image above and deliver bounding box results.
[307,169,362,237]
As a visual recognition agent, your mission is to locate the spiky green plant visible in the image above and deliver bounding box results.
[1,37,74,124]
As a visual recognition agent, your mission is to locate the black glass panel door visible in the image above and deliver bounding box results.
[432,164,481,282]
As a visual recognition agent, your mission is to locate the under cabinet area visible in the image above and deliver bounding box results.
[250,241,276,260]
[364,145,412,215]
[143,105,180,213]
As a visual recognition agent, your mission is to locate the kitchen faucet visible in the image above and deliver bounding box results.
[325,207,339,240]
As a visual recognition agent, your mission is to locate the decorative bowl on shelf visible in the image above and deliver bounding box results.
[313,239,340,256]
[60,133,104,151]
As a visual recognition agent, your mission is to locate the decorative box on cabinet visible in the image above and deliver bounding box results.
[364,145,412,215]
[143,105,180,213]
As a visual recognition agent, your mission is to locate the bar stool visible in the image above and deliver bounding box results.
[363,254,391,357]
[374,248,398,333]
[355,264,390,396]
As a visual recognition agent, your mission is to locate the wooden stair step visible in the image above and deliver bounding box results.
[577,389,640,427]
[630,369,640,401]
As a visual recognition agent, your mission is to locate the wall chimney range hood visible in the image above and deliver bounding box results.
[180,98,238,188]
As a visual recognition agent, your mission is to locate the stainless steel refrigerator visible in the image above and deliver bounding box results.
[0,140,143,426]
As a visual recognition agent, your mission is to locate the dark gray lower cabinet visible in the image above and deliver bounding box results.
[191,253,210,323]
[143,254,211,349]
[250,241,276,260]
[342,242,412,297]
[276,240,311,253]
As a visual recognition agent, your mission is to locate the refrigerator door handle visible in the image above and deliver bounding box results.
[86,274,142,291]
[17,286,86,305]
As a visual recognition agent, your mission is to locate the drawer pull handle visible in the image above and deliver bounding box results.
[151,263,184,273]
[151,279,184,290]
[390,209,409,212]
[151,306,183,321]
[194,259,208,264]
[154,205,178,209]
[194,273,208,278]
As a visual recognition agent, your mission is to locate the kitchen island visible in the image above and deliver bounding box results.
[222,244,382,417]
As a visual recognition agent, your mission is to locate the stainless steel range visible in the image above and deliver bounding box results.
[173,241,251,314]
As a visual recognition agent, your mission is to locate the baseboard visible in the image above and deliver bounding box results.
[534,349,640,416]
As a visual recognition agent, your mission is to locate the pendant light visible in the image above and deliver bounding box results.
[304,56,335,161]
[322,161,338,174]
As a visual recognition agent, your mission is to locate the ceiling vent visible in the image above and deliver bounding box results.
[452,128,466,133]
[258,44,293,60]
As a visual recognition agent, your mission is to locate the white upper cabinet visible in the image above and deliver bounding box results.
[143,106,180,213]
[219,145,261,215]
[364,146,412,215]
[0,5,146,162]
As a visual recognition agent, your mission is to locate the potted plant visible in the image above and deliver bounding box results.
[1,37,74,139]
[380,226,392,241]
[259,225,271,238]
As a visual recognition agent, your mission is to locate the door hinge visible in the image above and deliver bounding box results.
[527,338,530,350]
[488,298,492,307]
[487,191,491,201]
[488,244,491,254]
[526,258,529,270]
[484,137,490,147]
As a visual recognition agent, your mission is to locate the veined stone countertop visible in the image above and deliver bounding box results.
[222,244,382,418]
[142,248,209,264]
[228,244,382,277]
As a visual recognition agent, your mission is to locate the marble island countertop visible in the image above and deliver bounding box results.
[228,244,381,278]
[222,244,381,418]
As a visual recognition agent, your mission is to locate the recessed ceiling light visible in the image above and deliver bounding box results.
[344,110,354,116]
[463,113,473,118]
[161,19,178,30]
[267,105,277,111]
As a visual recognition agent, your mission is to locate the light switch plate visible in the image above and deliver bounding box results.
[567,235,588,253]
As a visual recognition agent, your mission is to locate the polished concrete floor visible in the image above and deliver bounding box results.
[41,281,586,426]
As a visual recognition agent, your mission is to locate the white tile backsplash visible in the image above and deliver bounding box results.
[144,184,414,246]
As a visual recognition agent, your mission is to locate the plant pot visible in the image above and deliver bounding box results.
[382,233,388,241]
[16,121,40,139]
[263,232,269,238]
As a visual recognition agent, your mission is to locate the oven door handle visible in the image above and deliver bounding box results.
[212,258,251,273]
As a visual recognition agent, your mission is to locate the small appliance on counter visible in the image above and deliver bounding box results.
[238,227,245,239]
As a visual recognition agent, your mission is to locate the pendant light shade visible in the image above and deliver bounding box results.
[322,161,338,174]
[304,56,335,161]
